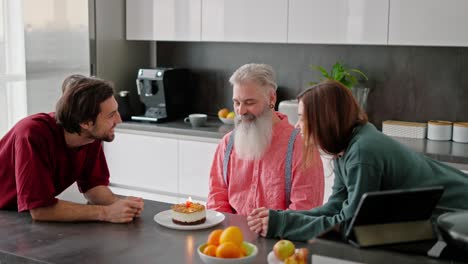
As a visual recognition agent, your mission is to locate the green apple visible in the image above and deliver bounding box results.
[273,240,295,261]
[226,111,235,119]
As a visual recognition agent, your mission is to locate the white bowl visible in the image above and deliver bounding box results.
[198,242,258,264]
[219,117,235,125]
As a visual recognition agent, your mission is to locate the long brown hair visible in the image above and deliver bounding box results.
[297,80,368,161]
[56,75,115,134]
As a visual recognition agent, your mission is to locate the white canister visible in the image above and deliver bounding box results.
[427,120,453,141]
[452,122,468,143]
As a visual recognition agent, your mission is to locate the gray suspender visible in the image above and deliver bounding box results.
[222,128,300,207]
[222,131,236,186]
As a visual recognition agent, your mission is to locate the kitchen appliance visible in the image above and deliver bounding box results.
[131,68,190,122]
[278,99,299,126]
[116,91,132,121]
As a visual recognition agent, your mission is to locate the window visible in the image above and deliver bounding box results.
[0,0,27,137]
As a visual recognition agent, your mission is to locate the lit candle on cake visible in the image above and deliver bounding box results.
[185,196,193,208]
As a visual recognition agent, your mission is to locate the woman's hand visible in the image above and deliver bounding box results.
[247,207,269,237]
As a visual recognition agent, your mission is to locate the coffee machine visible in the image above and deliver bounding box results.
[131,68,190,122]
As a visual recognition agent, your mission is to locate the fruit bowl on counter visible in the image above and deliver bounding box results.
[218,108,235,125]
[198,226,258,264]
[219,117,235,125]
[198,241,258,264]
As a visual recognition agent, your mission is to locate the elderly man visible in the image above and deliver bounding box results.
[0,75,143,223]
[207,63,324,216]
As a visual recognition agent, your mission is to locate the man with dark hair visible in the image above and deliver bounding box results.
[0,75,144,223]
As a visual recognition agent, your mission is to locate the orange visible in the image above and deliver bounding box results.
[219,226,243,247]
[215,242,241,258]
[218,108,229,118]
[203,245,217,257]
[207,229,223,246]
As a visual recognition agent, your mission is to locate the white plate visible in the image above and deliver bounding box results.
[154,210,225,230]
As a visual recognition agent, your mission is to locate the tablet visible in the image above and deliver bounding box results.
[345,186,444,246]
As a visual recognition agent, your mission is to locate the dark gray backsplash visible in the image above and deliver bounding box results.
[157,42,468,129]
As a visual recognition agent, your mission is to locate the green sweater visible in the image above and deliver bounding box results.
[267,123,468,241]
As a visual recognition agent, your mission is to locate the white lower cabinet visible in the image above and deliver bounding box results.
[178,139,218,200]
[104,131,219,204]
[104,132,179,199]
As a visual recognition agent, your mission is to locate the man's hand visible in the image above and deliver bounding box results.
[124,196,144,217]
[247,207,270,237]
[102,198,144,223]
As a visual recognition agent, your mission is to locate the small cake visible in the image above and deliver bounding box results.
[171,202,206,225]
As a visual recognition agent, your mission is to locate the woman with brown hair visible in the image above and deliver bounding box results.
[247,80,468,241]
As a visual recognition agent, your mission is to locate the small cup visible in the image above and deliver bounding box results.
[184,114,207,128]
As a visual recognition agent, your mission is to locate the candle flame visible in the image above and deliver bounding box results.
[188,196,192,202]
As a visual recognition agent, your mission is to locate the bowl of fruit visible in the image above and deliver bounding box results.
[218,108,235,125]
[267,240,309,264]
[198,226,258,264]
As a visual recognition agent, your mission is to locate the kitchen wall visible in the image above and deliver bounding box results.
[156,42,468,129]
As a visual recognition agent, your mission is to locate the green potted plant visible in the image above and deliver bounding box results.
[309,61,370,109]
[309,61,368,89]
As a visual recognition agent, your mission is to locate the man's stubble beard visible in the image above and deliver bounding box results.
[86,126,116,142]
[234,105,273,160]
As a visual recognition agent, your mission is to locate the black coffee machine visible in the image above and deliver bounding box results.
[131,68,190,122]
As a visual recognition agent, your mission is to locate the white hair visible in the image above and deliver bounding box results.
[234,104,273,160]
[229,63,278,93]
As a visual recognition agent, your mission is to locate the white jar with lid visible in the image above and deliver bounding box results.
[427,120,453,141]
[452,122,468,143]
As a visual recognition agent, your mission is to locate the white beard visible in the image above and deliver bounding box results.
[234,107,273,160]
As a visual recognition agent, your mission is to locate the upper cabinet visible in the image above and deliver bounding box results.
[201,0,288,43]
[288,0,389,45]
[126,0,201,41]
[126,0,468,47]
[388,0,468,46]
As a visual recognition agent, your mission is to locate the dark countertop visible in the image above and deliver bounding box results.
[308,235,467,264]
[0,200,463,264]
[392,137,468,170]
[116,119,468,169]
[0,201,293,264]
[116,117,233,140]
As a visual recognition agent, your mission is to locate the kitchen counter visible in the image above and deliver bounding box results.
[0,200,463,264]
[117,117,232,140]
[117,119,468,170]
[392,137,468,171]
[0,200,283,264]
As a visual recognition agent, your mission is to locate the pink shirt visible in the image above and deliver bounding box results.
[207,112,324,216]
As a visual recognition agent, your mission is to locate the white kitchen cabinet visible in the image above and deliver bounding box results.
[388,0,468,46]
[57,183,88,204]
[126,0,153,40]
[126,0,201,41]
[104,132,179,195]
[288,0,389,45]
[201,0,288,43]
[109,185,179,204]
[178,139,218,200]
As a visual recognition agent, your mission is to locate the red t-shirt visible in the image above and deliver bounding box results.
[0,113,110,212]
